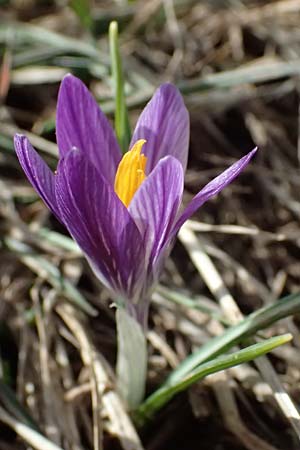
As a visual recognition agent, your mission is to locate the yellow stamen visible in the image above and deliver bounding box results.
[114,139,147,207]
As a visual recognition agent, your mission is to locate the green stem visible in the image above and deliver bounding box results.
[116,307,147,409]
[109,20,131,153]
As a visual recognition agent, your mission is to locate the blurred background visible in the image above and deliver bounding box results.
[1,1,300,449]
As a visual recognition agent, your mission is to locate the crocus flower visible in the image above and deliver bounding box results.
[14,74,256,328]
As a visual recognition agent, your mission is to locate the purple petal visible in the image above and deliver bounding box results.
[129,156,184,266]
[14,134,61,219]
[55,149,145,300]
[56,74,121,184]
[130,84,189,173]
[170,147,258,239]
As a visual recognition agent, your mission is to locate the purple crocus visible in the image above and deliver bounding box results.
[14,74,256,328]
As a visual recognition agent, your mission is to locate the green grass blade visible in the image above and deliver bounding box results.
[109,20,131,153]
[70,0,93,32]
[38,229,81,254]
[156,284,228,325]
[178,60,300,94]
[167,291,300,384]
[0,133,14,152]
[0,404,64,450]
[135,334,292,424]
[0,382,40,432]
[4,237,98,317]
[0,23,105,61]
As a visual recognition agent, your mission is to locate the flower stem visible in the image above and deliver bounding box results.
[116,307,147,409]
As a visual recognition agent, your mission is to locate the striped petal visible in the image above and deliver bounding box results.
[170,148,258,240]
[130,84,190,173]
[55,148,145,300]
[129,156,184,268]
[56,74,121,184]
[14,134,61,220]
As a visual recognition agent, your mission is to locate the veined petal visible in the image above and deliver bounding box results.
[130,84,190,173]
[55,149,145,299]
[56,74,121,184]
[170,148,257,240]
[14,134,61,219]
[129,156,184,266]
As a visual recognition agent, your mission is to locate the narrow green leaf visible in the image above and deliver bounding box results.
[116,307,147,409]
[0,133,14,152]
[178,60,300,94]
[135,334,292,424]
[38,229,81,254]
[4,237,98,317]
[0,381,39,432]
[109,20,131,153]
[0,23,103,61]
[156,284,228,325]
[167,291,300,384]
[0,404,64,450]
[70,0,93,32]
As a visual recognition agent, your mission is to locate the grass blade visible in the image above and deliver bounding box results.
[0,382,40,431]
[135,334,292,424]
[0,405,64,450]
[4,237,98,317]
[178,60,300,94]
[167,291,300,384]
[0,23,105,61]
[70,0,93,32]
[109,20,131,153]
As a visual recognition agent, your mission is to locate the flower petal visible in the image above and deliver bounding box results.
[55,149,145,300]
[170,148,257,239]
[14,134,61,219]
[130,84,190,173]
[129,156,184,266]
[56,74,121,184]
